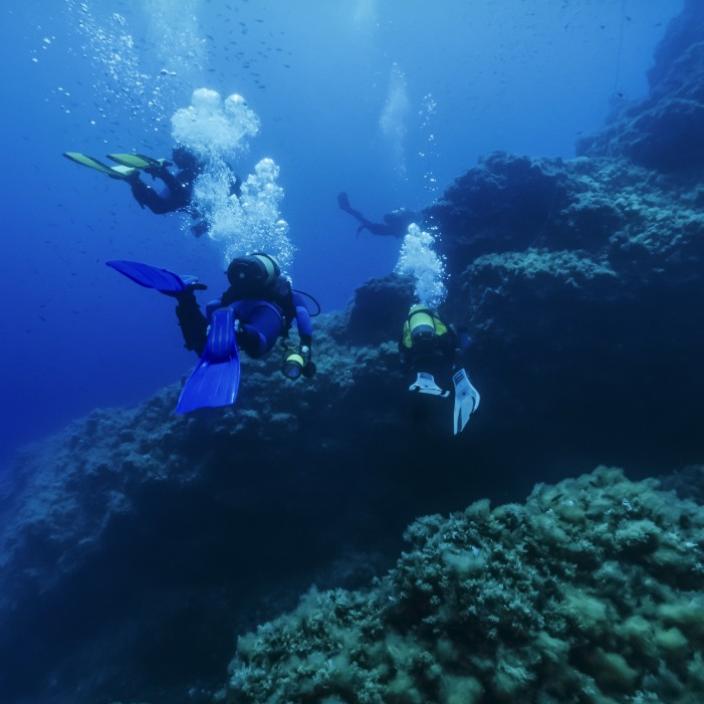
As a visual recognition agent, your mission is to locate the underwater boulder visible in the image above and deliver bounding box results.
[224,467,704,704]
[648,0,704,91]
[342,273,415,345]
[427,152,571,271]
[578,30,704,173]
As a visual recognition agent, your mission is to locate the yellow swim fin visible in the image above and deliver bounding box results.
[64,152,137,180]
[108,153,168,170]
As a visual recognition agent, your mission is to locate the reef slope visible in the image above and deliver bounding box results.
[226,467,704,704]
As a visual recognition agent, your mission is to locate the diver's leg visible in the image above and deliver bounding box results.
[129,176,175,215]
[155,167,183,193]
[338,192,376,230]
[238,305,283,358]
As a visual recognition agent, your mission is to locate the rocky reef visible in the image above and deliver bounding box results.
[577,0,704,173]
[225,468,704,704]
[1,3,704,703]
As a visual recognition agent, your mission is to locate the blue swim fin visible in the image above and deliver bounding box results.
[106,260,201,294]
[176,307,241,414]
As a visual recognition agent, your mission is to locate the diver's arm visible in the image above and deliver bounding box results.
[442,328,461,368]
[175,291,208,355]
[399,340,411,370]
[292,292,313,347]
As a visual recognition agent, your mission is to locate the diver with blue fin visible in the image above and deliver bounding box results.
[107,254,318,414]
[400,304,480,435]
[64,147,241,237]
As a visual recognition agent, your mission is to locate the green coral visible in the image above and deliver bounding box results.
[225,468,704,703]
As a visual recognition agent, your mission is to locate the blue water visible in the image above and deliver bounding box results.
[0,0,682,463]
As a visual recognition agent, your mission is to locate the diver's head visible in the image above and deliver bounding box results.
[407,304,436,344]
[172,146,200,173]
[226,253,281,297]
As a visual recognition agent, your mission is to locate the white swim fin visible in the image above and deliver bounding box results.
[409,372,450,398]
[452,368,480,435]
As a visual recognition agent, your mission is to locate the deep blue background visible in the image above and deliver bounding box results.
[0,0,682,463]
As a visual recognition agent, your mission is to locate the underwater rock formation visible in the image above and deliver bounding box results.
[341,274,414,345]
[224,468,704,704]
[577,0,704,172]
[2,152,703,703]
[427,149,704,479]
[0,321,413,704]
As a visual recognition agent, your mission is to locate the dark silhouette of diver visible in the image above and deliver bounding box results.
[400,304,480,435]
[63,147,241,237]
[337,192,418,238]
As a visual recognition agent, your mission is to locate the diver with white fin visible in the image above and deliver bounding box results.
[400,304,480,435]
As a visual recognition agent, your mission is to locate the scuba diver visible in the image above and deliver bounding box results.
[337,192,418,238]
[64,148,241,237]
[107,253,318,414]
[400,304,480,435]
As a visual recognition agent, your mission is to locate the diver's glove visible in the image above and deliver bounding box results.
[282,344,316,380]
[166,281,207,300]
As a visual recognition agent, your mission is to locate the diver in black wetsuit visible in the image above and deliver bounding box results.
[127,147,199,215]
[128,148,241,237]
[337,192,418,238]
[63,146,241,237]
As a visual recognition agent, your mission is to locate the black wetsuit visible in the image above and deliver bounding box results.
[338,192,417,238]
[129,164,242,237]
[400,327,458,389]
[129,166,195,215]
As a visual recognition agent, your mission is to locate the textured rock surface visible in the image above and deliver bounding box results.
[577,0,704,172]
[428,150,704,481]
[225,468,704,704]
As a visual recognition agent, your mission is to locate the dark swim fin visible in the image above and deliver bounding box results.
[107,153,169,170]
[176,307,240,414]
[106,260,202,294]
[63,152,137,180]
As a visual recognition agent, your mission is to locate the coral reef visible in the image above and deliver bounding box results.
[225,468,704,704]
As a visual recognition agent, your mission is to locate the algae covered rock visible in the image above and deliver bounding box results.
[578,0,704,173]
[225,468,704,704]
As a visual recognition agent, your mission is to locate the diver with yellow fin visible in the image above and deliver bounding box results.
[400,304,480,435]
[64,147,241,236]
